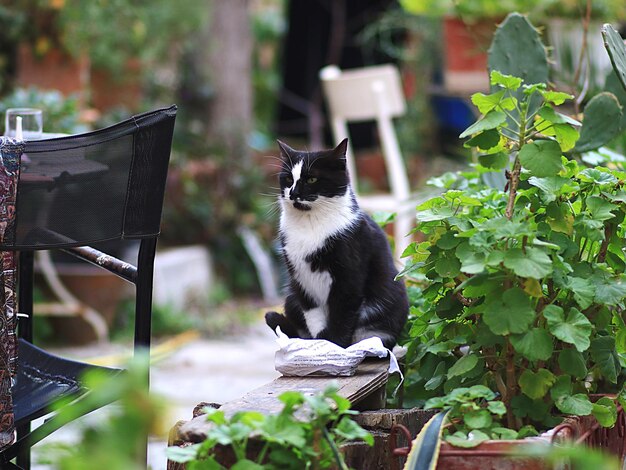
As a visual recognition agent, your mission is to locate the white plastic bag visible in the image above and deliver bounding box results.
[274,327,402,378]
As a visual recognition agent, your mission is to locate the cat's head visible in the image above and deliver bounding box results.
[277,139,350,212]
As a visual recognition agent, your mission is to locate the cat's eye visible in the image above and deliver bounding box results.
[285,176,293,184]
[307,177,318,184]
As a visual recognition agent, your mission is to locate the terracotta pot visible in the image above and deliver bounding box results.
[38,263,132,344]
[16,44,141,111]
[391,406,626,469]
[442,16,500,94]
[437,440,550,470]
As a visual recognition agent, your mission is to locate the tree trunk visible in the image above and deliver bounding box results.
[202,0,253,160]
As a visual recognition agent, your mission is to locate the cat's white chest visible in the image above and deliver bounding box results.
[282,232,332,306]
[280,192,359,336]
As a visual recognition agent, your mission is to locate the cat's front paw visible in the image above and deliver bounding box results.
[265,311,285,334]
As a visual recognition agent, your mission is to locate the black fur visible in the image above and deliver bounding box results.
[266,139,408,349]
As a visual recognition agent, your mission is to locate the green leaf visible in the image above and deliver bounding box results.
[554,276,595,310]
[537,106,580,125]
[592,397,617,427]
[490,427,518,440]
[543,306,592,352]
[166,444,202,463]
[517,425,539,438]
[188,457,226,470]
[467,385,497,400]
[487,401,507,416]
[578,168,618,185]
[456,242,486,274]
[511,395,550,421]
[539,90,574,105]
[503,247,552,279]
[445,430,490,448]
[231,460,265,470]
[510,328,554,361]
[424,361,447,390]
[586,196,617,221]
[436,231,460,250]
[518,140,563,177]
[478,152,509,169]
[464,409,493,429]
[590,336,618,384]
[558,349,588,379]
[550,375,573,401]
[574,92,624,153]
[603,23,626,91]
[592,272,626,305]
[546,202,574,234]
[460,111,507,138]
[519,368,556,400]
[465,129,502,150]
[334,416,374,445]
[448,354,479,379]
[490,70,523,90]
[483,288,535,335]
[548,123,580,152]
[416,206,455,222]
[616,328,626,354]
[528,176,575,203]
[555,393,593,415]
[435,256,461,278]
[471,91,507,114]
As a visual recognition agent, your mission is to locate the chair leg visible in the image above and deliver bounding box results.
[17,251,34,342]
[16,251,34,470]
[14,430,29,470]
[134,237,157,353]
[133,237,157,468]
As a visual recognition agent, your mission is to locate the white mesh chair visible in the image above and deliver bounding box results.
[319,64,419,261]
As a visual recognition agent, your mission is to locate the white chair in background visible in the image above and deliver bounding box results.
[319,64,421,262]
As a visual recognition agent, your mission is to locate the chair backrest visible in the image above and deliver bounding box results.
[1,105,177,250]
[319,64,410,201]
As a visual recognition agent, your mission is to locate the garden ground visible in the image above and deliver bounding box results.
[31,319,280,470]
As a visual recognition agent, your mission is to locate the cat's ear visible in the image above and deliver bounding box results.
[333,138,349,158]
[277,140,295,160]
[329,138,348,170]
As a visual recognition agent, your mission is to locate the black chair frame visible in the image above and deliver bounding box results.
[0,105,177,469]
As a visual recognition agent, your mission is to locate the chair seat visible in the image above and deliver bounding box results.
[12,339,120,426]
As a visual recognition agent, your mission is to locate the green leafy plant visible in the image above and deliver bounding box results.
[36,353,166,470]
[167,386,373,470]
[401,63,626,444]
[424,385,539,447]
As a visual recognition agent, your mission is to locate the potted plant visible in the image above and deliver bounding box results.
[399,13,626,466]
[399,0,551,93]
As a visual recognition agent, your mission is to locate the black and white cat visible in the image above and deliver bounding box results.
[265,139,408,349]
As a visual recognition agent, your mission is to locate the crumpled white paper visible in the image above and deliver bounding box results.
[274,327,402,380]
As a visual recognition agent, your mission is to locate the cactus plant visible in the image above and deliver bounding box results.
[488,13,548,91]
[574,92,624,153]
[602,24,626,92]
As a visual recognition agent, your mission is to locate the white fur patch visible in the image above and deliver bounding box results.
[286,160,304,200]
[280,189,359,336]
[280,190,358,257]
[303,307,327,337]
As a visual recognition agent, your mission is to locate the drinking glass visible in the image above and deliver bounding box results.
[5,108,43,140]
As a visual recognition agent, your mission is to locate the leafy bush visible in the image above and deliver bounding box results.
[400,69,626,445]
[167,386,373,469]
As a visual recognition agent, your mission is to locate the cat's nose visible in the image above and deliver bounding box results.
[289,189,300,201]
